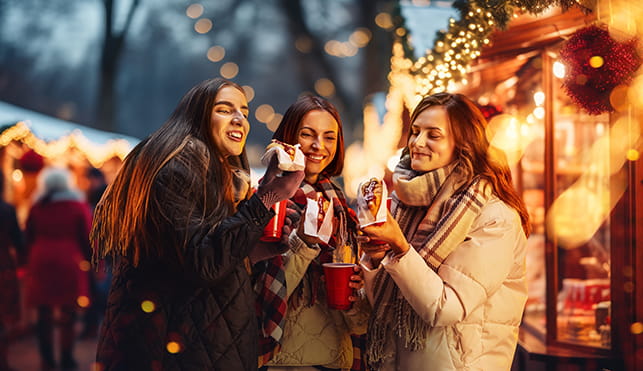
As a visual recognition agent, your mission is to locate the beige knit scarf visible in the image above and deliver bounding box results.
[366,154,492,369]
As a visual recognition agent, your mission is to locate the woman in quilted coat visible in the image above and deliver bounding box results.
[359,92,530,370]
[91,77,303,371]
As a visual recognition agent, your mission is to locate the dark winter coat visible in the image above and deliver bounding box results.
[96,141,273,371]
[0,199,25,321]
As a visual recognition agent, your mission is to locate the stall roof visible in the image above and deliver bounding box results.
[0,101,140,146]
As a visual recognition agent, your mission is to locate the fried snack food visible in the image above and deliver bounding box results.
[360,177,383,218]
[266,139,297,161]
[316,192,330,230]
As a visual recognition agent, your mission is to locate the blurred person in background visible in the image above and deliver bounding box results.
[255,95,368,371]
[0,170,26,371]
[24,166,93,371]
[80,167,109,339]
[91,77,303,370]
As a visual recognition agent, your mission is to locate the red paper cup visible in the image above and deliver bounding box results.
[260,199,287,242]
[322,263,356,310]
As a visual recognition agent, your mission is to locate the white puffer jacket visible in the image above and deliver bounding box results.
[362,196,528,371]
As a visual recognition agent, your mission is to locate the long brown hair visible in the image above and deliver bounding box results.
[91,78,249,266]
[272,95,345,177]
[407,92,530,236]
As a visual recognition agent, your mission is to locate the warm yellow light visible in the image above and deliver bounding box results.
[314,78,335,97]
[186,4,204,19]
[207,46,225,62]
[375,13,393,29]
[141,300,156,313]
[219,62,239,79]
[626,149,640,161]
[589,56,604,68]
[255,104,275,124]
[553,61,566,78]
[194,18,212,34]
[631,322,643,335]
[79,260,91,272]
[166,341,181,354]
[533,91,545,106]
[11,169,23,182]
[241,85,255,102]
[77,296,90,308]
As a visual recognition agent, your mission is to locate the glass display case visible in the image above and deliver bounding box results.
[508,48,640,370]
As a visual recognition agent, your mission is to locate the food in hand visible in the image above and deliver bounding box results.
[316,192,330,229]
[360,177,383,217]
[266,139,298,161]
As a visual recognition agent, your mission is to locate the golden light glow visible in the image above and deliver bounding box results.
[77,296,90,308]
[631,322,643,335]
[11,169,23,182]
[186,4,204,19]
[219,62,239,79]
[79,260,91,272]
[349,28,371,47]
[589,55,604,68]
[375,13,393,29]
[0,121,133,168]
[626,149,640,161]
[242,85,255,102]
[553,61,566,78]
[90,362,104,371]
[141,300,156,313]
[314,78,335,97]
[166,341,181,354]
[266,113,283,132]
[194,18,213,34]
[254,104,275,124]
[207,46,225,62]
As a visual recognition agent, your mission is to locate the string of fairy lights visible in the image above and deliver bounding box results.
[393,0,592,97]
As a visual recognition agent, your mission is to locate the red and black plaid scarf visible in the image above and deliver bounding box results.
[255,175,364,368]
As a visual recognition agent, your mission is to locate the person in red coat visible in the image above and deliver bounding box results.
[24,166,92,371]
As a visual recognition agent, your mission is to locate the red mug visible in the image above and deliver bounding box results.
[323,263,356,310]
[260,199,288,242]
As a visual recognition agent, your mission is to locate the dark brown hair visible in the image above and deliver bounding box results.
[272,95,345,177]
[407,92,530,236]
[91,78,249,265]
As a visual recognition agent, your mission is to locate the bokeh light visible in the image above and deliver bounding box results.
[295,36,312,53]
[207,46,225,62]
[141,300,156,313]
[194,18,213,34]
[589,55,604,68]
[314,78,335,97]
[77,295,90,308]
[375,12,393,29]
[219,62,239,79]
[267,113,283,132]
[166,341,182,354]
[242,85,255,102]
[79,260,91,272]
[631,322,643,335]
[186,4,204,19]
[255,104,275,124]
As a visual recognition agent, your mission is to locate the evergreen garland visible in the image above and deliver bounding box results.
[394,0,594,96]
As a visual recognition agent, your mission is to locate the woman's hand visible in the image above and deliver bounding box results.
[348,264,364,303]
[256,156,304,208]
[360,210,409,256]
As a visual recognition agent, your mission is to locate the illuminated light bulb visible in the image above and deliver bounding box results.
[533,107,545,120]
[626,149,640,161]
[141,300,156,313]
[533,91,545,106]
[553,61,566,78]
[589,56,604,68]
[166,341,182,354]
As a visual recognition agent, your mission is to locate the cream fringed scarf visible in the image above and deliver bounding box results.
[366,154,492,369]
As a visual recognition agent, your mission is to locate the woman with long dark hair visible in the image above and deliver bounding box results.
[359,92,530,370]
[92,78,303,371]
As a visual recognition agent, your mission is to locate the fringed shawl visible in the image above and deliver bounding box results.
[366,155,492,369]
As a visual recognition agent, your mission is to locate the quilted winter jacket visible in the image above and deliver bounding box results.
[266,234,369,369]
[96,141,274,371]
[362,196,528,371]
